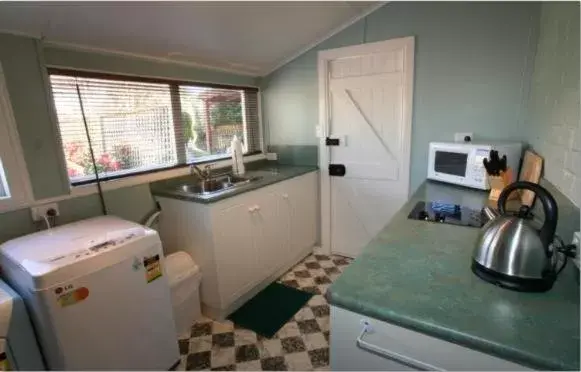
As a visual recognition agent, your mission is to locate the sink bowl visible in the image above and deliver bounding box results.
[178,180,227,194]
[224,175,261,185]
[177,174,262,196]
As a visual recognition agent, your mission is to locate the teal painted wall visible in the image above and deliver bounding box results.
[0,184,156,243]
[525,2,580,208]
[261,2,542,193]
[0,33,256,243]
[0,34,69,199]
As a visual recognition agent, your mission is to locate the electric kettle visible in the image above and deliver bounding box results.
[472,181,559,292]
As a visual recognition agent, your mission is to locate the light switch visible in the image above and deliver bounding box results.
[315,125,324,138]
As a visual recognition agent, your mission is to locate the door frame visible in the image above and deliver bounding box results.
[317,37,415,256]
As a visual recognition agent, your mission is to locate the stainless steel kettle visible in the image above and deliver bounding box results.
[472,181,559,292]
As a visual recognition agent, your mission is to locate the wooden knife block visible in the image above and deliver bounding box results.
[487,168,519,203]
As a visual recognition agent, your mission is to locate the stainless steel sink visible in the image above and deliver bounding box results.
[177,174,262,196]
[178,180,226,194]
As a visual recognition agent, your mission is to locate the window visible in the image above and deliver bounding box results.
[0,63,32,211]
[49,69,261,185]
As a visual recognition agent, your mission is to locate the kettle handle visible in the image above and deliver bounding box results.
[498,181,558,252]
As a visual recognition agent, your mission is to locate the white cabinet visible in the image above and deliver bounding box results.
[256,191,288,274]
[212,201,259,304]
[331,306,531,371]
[157,171,318,319]
[285,174,317,259]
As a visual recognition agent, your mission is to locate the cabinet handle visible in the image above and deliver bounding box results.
[356,320,442,371]
[282,193,289,199]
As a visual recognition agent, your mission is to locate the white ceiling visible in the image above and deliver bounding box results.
[0,1,380,76]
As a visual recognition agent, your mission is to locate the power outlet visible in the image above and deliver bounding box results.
[31,203,60,222]
[454,132,474,143]
[266,152,278,161]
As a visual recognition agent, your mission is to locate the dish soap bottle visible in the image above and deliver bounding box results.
[231,135,245,176]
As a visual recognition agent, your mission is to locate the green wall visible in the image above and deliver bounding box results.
[0,33,257,243]
[525,2,580,208]
[0,184,156,243]
[0,34,69,199]
[261,2,542,193]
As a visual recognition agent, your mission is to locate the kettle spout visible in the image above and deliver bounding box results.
[482,206,500,223]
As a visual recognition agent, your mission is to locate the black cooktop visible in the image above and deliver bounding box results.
[407,201,485,228]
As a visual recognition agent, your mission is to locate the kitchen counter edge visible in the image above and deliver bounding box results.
[151,165,319,204]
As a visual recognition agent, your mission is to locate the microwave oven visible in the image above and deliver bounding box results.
[427,141,522,190]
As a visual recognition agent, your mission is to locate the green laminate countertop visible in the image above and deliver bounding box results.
[151,162,318,204]
[328,180,580,371]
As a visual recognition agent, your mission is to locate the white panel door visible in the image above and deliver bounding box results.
[319,37,414,258]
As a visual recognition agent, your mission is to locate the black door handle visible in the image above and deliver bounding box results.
[329,164,346,177]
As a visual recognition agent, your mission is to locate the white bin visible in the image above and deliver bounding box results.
[165,251,202,338]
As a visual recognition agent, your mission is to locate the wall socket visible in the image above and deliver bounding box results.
[31,203,60,222]
[266,152,278,161]
[454,132,474,142]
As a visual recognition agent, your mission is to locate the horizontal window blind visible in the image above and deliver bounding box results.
[49,70,261,185]
[0,159,8,198]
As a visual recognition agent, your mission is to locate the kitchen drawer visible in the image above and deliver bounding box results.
[331,306,531,371]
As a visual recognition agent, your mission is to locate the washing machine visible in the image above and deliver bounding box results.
[0,216,179,370]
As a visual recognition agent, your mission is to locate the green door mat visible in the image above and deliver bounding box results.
[228,282,313,338]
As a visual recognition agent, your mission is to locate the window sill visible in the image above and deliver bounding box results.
[33,153,267,206]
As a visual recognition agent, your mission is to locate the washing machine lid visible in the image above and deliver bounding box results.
[0,216,156,284]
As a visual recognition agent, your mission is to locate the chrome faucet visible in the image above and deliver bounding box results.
[190,164,212,181]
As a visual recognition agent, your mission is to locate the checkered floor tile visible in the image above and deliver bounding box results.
[175,248,353,371]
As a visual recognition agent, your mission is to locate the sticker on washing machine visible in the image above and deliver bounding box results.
[0,351,10,371]
[57,287,90,307]
[144,254,162,283]
[0,339,10,371]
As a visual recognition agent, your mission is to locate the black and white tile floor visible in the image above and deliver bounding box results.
[175,248,353,371]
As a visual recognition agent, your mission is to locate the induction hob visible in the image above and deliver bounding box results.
[407,201,485,228]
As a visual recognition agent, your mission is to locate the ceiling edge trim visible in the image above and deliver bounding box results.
[0,28,42,40]
[261,1,388,77]
[0,27,260,77]
[42,41,260,77]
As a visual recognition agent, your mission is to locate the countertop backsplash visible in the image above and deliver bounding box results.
[267,145,318,167]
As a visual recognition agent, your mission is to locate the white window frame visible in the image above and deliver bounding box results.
[48,70,264,189]
[0,63,34,213]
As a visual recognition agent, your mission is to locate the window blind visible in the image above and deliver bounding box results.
[48,70,261,185]
[0,160,8,198]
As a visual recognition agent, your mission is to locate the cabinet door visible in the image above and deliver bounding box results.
[286,173,318,256]
[213,202,259,304]
[253,191,289,274]
[331,306,530,371]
